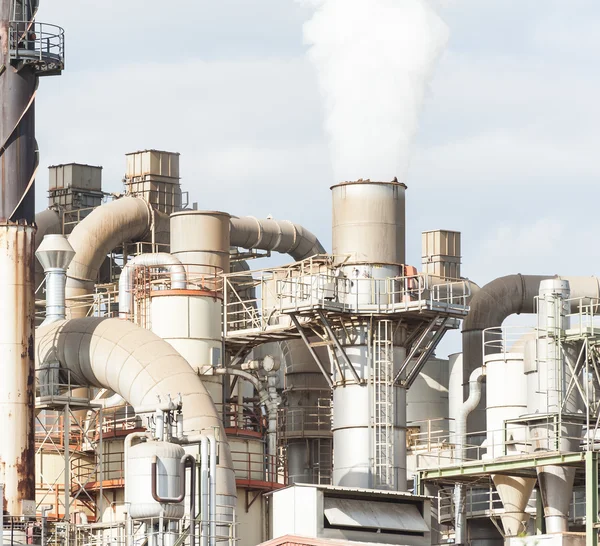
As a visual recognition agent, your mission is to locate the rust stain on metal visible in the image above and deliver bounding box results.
[16,443,35,501]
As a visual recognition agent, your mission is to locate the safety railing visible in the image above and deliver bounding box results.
[97,405,142,439]
[278,401,332,438]
[407,418,454,450]
[230,450,287,488]
[437,485,509,523]
[437,485,586,526]
[415,415,588,469]
[218,402,266,434]
[482,326,535,358]
[564,297,600,338]
[9,21,65,74]
[35,410,86,452]
[122,262,223,329]
[71,449,126,492]
[223,261,470,335]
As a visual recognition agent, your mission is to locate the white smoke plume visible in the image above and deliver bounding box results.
[299,0,449,182]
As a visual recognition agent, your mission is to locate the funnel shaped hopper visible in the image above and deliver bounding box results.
[537,465,576,533]
[36,234,75,271]
[492,475,535,536]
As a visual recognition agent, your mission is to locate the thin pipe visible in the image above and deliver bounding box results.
[208,435,217,546]
[200,436,209,546]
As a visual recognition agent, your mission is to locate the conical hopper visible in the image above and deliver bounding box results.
[537,465,576,533]
[492,474,535,536]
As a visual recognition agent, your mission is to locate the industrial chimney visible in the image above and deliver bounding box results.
[0,0,64,515]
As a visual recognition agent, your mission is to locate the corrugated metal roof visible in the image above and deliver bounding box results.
[323,497,429,533]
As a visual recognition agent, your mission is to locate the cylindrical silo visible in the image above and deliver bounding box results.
[331,179,406,266]
[279,340,332,485]
[485,352,528,459]
[170,210,231,274]
[331,323,407,491]
[329,179,409,492]
[156,211,230,408]
[150,293,223,405]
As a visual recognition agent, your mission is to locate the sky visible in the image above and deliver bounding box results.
[34,1,600,357]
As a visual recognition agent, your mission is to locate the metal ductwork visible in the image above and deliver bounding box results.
[230,216,325,262]
[462,274,600,432]
[454,366,485,545]
[35,317,237,522]
[36,234,75,325]
[65,196,152,315]
[118,252,187,319]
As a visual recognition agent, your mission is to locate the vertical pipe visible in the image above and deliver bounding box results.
[454,367,485,545]
[208,436,217,546]
[200,437,209,546]
[0,223,36,515]
[64,403,70,521]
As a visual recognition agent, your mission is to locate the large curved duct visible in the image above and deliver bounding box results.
[462,274,600,431]
[65,197,152,314]
[35,317,237,519]
[230,216,325,262]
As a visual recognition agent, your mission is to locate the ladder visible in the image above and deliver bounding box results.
[372,320,395,489]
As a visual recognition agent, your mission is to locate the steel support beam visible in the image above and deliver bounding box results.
[405,318,450,388]
[316,310,361,384]
[290,314,333,388]
[420,451,586,482]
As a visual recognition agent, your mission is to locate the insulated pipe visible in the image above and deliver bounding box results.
[230,216,325,261]
[118,253,187,319]
[462,274,600,432]
[65,196,152,316]
[35,318,237,521]
[454,367,485,546]
[36,234,75,325]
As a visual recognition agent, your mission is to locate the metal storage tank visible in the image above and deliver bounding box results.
[126,440,185,520]
[331,178,406,267]
[150,293,223,405]
[331,340,407,491]
[279,340,332,485]
[484,351,528,459]
[170,210,231,275]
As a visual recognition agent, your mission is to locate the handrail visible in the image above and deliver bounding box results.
[8,21,65,73]
[224,266,470,334]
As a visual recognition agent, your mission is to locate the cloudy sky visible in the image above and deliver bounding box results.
[35,1,600,356]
